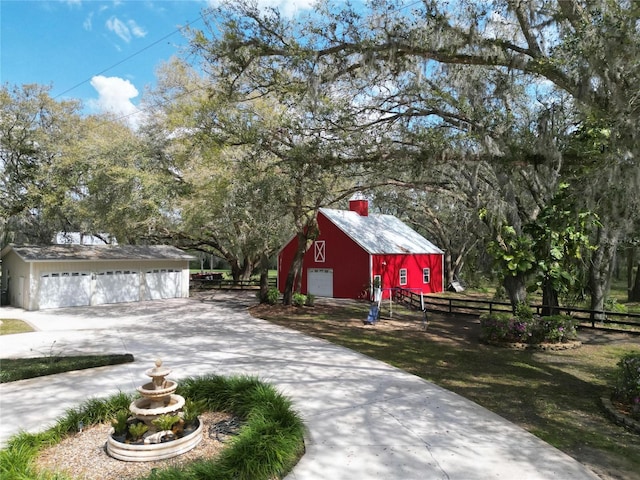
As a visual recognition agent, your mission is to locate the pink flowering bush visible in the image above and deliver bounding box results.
[614,353,640,420]
[480,312,577,344]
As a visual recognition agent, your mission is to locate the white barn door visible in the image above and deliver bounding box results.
[307,268,333,297]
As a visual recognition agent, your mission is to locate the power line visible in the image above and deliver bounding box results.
[70,1,424,126]
[53,13,205,100]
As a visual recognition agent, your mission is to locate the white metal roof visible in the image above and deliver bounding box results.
[319,208,443,255]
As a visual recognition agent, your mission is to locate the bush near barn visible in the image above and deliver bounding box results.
[480,304,578,345]
[614,353,640,421]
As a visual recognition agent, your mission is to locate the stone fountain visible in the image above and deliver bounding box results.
[106,359,203,462]
[130,359,185,425]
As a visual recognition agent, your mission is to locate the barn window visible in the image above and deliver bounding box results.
[314,241,326,263]
[399,269,407,285]
[423,268,431,284]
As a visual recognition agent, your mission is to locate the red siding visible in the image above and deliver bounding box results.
[314,214,370,298]
[371,253,443,299]
[278,211,444,299]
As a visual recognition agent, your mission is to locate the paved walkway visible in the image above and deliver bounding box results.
[0,293,599,479]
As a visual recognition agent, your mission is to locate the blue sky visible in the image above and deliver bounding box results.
[1,0,315,125]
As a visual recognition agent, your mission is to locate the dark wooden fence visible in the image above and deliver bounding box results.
[393,288,640,333]
[190,274,276,290]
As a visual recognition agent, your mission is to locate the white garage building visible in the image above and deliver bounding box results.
[0,244,195,311]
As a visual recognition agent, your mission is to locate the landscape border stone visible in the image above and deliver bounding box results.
[480,339,583,351]
[600,397,640,435]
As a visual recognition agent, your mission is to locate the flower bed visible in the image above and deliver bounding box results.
[612,353,640,423]
[480,312,578,345]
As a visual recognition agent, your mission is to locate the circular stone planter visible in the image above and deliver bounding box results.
[106,418,203,462]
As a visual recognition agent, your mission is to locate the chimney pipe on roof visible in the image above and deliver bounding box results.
[349,199,369,216]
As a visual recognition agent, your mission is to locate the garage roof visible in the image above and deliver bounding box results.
[1,244,195,262]
[319,208,444,255]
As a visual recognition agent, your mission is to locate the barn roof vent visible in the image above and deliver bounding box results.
[349,199,369,216]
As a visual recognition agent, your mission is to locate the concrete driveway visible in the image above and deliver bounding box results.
[0,293,599,479]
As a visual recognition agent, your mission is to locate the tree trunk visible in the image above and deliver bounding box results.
[445,250,454,286]
[258,253,271,303]
[283,232,308,305]
[229,258,254,283]
[541,277,559,316]
[589,227,620,321]
[503,273,527,313]
[630,262,640,302]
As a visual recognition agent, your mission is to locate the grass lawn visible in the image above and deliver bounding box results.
[250,298,640,480]
[0,318,34,335]
[0,318,135,383]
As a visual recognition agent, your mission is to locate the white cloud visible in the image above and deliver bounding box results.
[89,75,145,128]
[83,12,93,31]
[106,16,147,43]
[128,20,147,38]
[106,16,130,42]
[206,0,315,17]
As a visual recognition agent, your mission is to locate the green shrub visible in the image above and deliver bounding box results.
[128,422,148,441]
[265,288,280,305]
[110,409,130,435]
[292,293,306,307]
[537,315,578,343]
[604,297,628,314]
[182,398,207,423]
[479,313,513,342]
[514,302,533,320]
[480,313,577,344]
[0,353,135,383]
[614,353,640,419]
[152,414,180,432]
[305,293,315,307]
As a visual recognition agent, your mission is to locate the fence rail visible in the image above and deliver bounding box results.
[190,276,276,290]
[393,288,640,333]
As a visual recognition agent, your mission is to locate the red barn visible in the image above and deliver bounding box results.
[277,200,444,300]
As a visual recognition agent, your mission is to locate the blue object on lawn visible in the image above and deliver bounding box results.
[365,305,380,324]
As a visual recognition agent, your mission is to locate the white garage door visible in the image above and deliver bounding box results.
[95,271,140,305]
[144,269,182,300]
[39,272,91,309]
[307,268,333,297]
